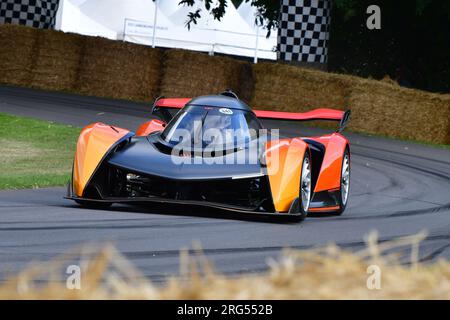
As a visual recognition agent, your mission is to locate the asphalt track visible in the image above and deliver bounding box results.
[0,86,449,283]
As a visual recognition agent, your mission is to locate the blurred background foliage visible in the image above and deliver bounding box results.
[328,0,450,93]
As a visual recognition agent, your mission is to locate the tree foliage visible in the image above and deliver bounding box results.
[328,0,450,92]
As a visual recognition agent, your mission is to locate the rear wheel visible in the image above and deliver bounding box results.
[336,148,350,215]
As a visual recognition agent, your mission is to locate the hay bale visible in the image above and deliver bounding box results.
[160,49,254,103]
[251,62,352,111]
[0,25,38,87]
[349,81,450,145]
[30,30,83,92]
[77,37,162,102]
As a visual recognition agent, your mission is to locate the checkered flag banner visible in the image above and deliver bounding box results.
[0,0,60,29]
[278,0,331,64]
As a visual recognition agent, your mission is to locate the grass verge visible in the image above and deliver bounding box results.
[0,113,80,190]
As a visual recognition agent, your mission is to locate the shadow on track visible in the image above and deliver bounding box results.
[64,202,304,224]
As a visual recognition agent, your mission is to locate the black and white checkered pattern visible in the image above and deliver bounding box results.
[278,0,331,63]
[0,0,59,29]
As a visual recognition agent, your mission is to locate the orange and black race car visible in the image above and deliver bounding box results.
[66,91,351,221]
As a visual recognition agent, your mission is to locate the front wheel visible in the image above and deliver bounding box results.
[335,148,350,215]
[298,151,312,219]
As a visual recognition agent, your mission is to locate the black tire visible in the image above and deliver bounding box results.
[335,147,350,215]
[75,199,112,210]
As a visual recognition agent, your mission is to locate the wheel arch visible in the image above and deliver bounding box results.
[72,123,133,197]
[264,138,310,213]
[313,133,349,193]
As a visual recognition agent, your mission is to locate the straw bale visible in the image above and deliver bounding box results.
[160,49,253,103]
[77,37,162,102]
[348,80,450,144]
[0,25,38,87]
[30,30,83,91]
[251,62,351,111]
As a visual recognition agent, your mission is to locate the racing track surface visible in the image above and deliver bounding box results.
[1,86,449,282]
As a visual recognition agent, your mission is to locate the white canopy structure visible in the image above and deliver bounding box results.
[237,0,254,21]
[157,0,180,18]
[55,0,277,61]
[55,0,117,39]
[237,0,277,61]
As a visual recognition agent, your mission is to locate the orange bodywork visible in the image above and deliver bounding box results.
[265,138,308,212]
[307,133,349,193]
[73,123,130,197]
[136,119,166,136]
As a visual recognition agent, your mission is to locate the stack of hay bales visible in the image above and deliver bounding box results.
[160,49,254,103]
[251,62,351,111]
[0,25,38,87]
[30,30,83,92]
[76,37,162,102]
[349,80,450,145]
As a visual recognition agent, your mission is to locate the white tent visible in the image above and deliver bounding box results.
[56,0,277,61]
[128,1,215,53]
[237,0,255,24]
[159,0,186,20]
[237,0,277,60]
[78,0,173,40]
[55,0,117,39]
[164,1,260,57]
[169,3,210,29]
[204,1,260,57]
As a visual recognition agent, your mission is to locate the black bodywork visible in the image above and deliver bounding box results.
[77,133,276,213]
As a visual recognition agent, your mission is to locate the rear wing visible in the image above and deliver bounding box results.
[151,97,351,132]
[254,108,351,133]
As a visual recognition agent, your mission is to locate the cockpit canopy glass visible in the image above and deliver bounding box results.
[160,105,262,149]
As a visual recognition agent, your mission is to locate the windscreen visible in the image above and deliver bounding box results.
[160,105,262,150]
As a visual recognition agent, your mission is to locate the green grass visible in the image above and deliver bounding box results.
[0,113,81,190]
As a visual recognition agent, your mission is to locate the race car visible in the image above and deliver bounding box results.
[66,91,351,220]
